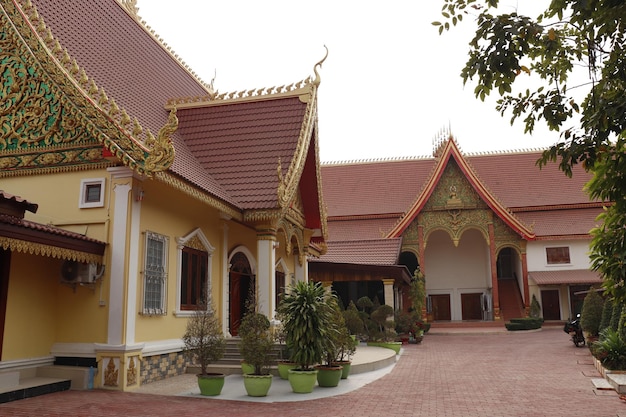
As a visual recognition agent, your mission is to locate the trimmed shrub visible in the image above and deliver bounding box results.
[529,294,541,318]
[505,317,543,331]
[580,290,604,337]
[599,298,614,334]
[610,302,622,332]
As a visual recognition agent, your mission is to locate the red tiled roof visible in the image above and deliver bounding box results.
[321,159,435,217]
[468,152,594,208]
[32,0,236,206]
[321,151,593,219]
[321,149,598,239]
[176,98,306,209]
[312,238,403,265]
[529,270,602,285]
[516,207,603,238]
[327,218,399,241]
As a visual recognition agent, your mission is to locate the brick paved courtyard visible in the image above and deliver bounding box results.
[1,327,624,417]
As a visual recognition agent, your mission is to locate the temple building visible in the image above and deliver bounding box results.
[312,138,602,322]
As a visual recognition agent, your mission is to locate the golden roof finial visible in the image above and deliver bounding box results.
[312,45,329,86]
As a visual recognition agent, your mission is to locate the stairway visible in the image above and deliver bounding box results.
[191,338,285,376]
[498,279,525,321]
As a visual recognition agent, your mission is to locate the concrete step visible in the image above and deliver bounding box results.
[607,373,626,394]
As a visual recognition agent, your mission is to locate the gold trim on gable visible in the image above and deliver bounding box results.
[0,236,103,264]
[1,0,176,177]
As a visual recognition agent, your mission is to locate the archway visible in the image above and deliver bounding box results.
[229,252,254,336]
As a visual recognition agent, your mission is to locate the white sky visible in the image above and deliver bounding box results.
[136,1,560,162]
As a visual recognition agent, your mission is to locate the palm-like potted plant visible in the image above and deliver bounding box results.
[278,280,332,393]
[316,295,344,387]
[182,297,226,396]
[273,308,296,380]
[238,298,275,397]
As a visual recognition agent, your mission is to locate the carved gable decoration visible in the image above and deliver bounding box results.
[0,1,176,177]
[422,160,487,212]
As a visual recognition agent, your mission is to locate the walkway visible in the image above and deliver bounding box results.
[1,327,624,416]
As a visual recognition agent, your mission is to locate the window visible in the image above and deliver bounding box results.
[79,178,105,208]
[143,232,167,315]
[546,246,570,265]
[180,246,208,310]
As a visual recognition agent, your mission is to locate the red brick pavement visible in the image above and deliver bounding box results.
[1,327,624,417]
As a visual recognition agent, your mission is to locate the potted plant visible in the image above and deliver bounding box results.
[182,297,226,396]
[333,311,358,379]
[278,281,333,393]
[316,295,344,387]
[366,304,401,354]
[273,308,296,380]
[238,301,275,397]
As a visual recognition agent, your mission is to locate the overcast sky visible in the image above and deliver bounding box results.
[136,1,559,162]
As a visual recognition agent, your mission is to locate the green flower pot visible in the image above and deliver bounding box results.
[197,373,225,396]
[277,361,297,380]
[287,369,318,393]
[243,374,273,397]
[333,361,351,379]
[315,365,343,387]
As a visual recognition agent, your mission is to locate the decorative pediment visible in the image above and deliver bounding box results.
[0,0,176,177]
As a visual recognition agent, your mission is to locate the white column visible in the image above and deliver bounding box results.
[107,168,132,345]
[125,184,142,345]
[256,239,275,318]
[383,279,395,309]
[294,255,308,283]
[220,217,230,336]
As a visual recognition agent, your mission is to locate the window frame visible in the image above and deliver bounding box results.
[175,228,215,317]
[546,246,571,265]
[180,246,208,311]
[142,231,168,316]
[79,178,106,208]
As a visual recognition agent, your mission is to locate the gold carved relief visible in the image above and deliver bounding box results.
[127,357,137,386]
[104,358,119,387]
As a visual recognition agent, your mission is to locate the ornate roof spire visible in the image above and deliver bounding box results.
[312,45,328,86]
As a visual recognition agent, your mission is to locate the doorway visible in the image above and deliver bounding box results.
[229,252,254,336]
[461,293,483,320]
[541,289,561,320]
[430,294,451,321]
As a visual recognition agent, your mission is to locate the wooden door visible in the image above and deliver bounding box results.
[541,290,561,320]
[229,272,242,336]
[461,293,483,320]
[430,294,451,321]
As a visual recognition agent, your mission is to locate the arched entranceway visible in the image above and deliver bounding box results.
[496,247,525,320]
[229,252,255,336]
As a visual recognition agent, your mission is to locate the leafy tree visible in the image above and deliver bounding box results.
[435,1,626,303]
[409,268,427,318]
[610,302,622,332]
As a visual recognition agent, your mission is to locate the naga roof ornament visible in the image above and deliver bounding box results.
[0,0,177,177]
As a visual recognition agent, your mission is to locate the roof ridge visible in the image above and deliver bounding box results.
[322,155,432,166]
[127,3,215,95]
[165,77,315,109]
[465,147,549,156]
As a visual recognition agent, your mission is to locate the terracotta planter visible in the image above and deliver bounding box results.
[197,373,225,396]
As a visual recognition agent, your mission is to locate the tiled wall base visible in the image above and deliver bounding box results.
[141,352,187,385]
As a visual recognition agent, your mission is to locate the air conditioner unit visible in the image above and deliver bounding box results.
[60,260,103,284]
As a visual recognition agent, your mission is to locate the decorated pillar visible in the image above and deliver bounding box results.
[321,280,333,294]
[488,223,500,320]
[256,227,277,318]
[521,246,530,316]
[220,214,231,335]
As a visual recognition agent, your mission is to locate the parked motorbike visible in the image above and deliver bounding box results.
[563,314,586,347]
